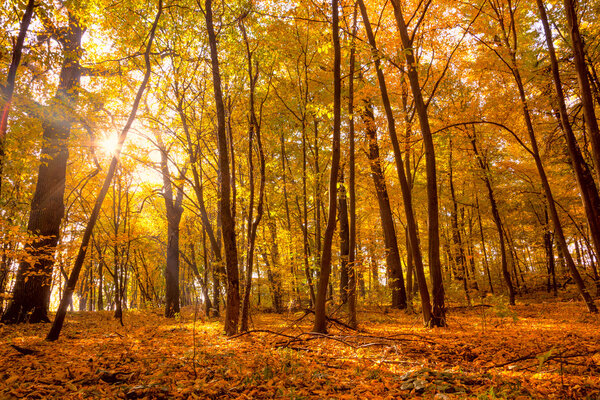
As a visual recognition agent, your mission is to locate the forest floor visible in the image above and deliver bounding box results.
[1,293,599,399]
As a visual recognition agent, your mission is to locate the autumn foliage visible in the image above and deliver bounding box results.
[3,0,600,397]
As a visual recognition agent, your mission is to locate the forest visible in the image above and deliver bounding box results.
[1,0,600,398]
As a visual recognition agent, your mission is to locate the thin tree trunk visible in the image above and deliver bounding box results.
[46,0,162,341]
[338,170,350,304]
[449,137,470,304]
[301,119,316,306]
[347,3,358,328]
[0,0,36,195]
[240,20,266,331]
[312,0,342,333]
[361,103,407,309]
[562,0,600,184]
[537,0,600,279]
[205,0,240,335]
[469,130,514,303]
[390,0,445,326]
[475,196,494,294]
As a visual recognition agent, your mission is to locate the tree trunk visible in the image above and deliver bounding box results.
[240,20,266,331]
[562,0,600,184]
[338,171,350,304]
[475,195,494,294]
[537,0,600,280]
[46,1,162,341]
[205,0,240,335]
[469,131,514,303]
[266,212,283,313]
[2,12,82,324]
[449,137,470,303]
[347,3,358,328]
[158,135,184,318]
[301,119,316,307]
[358,0,426,320]
[361,103,407,309]
[390,0,445,326]
[312,0,342,333]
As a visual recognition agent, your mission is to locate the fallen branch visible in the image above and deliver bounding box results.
[229,329,297,340]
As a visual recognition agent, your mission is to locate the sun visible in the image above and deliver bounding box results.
[98,135,119,156]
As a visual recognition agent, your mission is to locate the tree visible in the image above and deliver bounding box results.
[204,0,240,336]
[390,0,446,326]
[2,9,83,323]
[46,0,163,341]
[157,134,185,318]
[313,0,342,334]
[240,15,267,332]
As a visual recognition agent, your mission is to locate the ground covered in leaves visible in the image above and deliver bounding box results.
[1,295,599,399]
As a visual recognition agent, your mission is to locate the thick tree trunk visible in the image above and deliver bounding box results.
[205,0,240,335]
[2,13,82,324]
[158,136,184,318]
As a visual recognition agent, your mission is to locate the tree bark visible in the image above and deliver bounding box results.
[358,0,425,318]
[3,11,82,324]
[312,0,342,333]
[347,3,358,328]
[361,103,407,309]
[562,0,600,184]
[158,135,184,318]
[240,19,266,332]
[469,130,514,303]
[389,0,445,326]
[537,0,600,281]
[205,0,240,335]
[338,171,350,304]
[449,137,470,303]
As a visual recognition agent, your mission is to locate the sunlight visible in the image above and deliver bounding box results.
[98,135,119,156]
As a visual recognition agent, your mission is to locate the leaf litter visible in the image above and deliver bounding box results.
[1,298,599,399]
